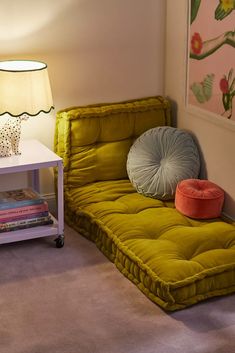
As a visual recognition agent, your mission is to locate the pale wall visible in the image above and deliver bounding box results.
[0,0,166,195]
[165,0,235,219]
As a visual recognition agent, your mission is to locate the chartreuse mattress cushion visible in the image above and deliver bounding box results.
[64,180,235,311]
[55,96,235,311]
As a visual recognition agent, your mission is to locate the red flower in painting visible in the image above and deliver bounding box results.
[191,32,203,55]
[220,78,229,94]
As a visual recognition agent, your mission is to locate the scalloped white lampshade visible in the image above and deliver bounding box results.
[0,60,54,117]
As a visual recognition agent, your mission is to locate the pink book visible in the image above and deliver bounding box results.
[0,202,48,220]
[0,211,49,223]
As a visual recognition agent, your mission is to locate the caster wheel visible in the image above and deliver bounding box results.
[55,236,64,248]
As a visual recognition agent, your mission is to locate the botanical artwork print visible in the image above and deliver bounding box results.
[188,0,235,120]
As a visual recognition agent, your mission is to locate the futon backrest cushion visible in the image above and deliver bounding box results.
[55,96,171,188]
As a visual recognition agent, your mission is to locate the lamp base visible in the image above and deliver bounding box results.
[0,115,28,157]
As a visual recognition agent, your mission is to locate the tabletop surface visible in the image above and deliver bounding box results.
[0,139,62,172]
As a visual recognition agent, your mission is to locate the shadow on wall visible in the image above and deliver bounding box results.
[0,0,77,46]
[166,97,208,180]
[190,132,208,180]
[166,97,177,128]
[0,0,165,57]
[223,193,235,219]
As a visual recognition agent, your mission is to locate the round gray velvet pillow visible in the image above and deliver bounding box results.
[127,126,200,200]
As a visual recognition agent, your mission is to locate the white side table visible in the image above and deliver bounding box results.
[0,139,64,247]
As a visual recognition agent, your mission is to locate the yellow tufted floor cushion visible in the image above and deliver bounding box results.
[55,96,235,311]
[64,180,235,311]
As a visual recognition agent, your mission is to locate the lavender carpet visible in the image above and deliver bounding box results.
[0,224,234,353]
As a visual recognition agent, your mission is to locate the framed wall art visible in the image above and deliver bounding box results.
[187,0,235,121]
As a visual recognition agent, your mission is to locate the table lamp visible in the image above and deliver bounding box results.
[0,60,54,157]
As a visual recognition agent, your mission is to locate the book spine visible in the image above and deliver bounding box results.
[0,211,49,223]
[0,219,53,233]
[0,202,48,219]
[0,197,45,211]
[0,216,51,230]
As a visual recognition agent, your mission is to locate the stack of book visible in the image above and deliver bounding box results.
[0,188,53,233]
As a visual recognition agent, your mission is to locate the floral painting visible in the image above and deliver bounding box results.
[188,0,235,120]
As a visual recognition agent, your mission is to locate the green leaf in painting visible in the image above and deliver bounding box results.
[191,0,201,24]
[190,74,215,103]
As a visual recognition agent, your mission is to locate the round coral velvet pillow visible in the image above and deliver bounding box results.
[175,179,224,219]
[127,127,200,200]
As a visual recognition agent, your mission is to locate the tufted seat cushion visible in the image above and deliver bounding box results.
[64,179,235,311]
[175,179,225,219]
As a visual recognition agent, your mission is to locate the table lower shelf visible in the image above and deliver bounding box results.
[0,215,60,245]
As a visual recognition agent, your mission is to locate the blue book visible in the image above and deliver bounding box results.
[0,188,46,210]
